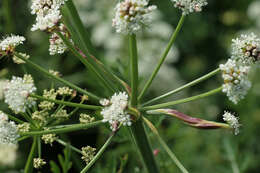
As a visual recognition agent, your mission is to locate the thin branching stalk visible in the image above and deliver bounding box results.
[143,117,189,173]
[20,121,103,136]
[141,87,223,111]
[30,94,102,110]
[142,68,220,106]
[4,111,24,124]
[37,137,42,158]
[24,137,37,173]
[56,139,82,154]
[138,15,186,101]
[80,133,115,173]
[13,52,100,101]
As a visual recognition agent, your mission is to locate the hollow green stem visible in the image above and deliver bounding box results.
[138,15,186,101]
[143,117,189,173]
[129,120,159,173]
[20,121,102,136]
[129,34,158,173]
[141,87,222,111]
[129,34,139,107]
[56,32,116,93]
[24,137,37,173]
[80,133,115,173]
[30,94,102,110]
[143,68,220,106]
[13,52,100,101]
[56,139,82,154]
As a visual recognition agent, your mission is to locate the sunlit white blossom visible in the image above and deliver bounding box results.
[222,111,240,135]
[171,0,208,15]
[101,92,131,131]
[0,35,25,52]
[220,59,251,104]
[4,75,36,113]
[112,0,157,34]
[231,33,260,64]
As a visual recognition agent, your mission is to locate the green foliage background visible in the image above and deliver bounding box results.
[0,0,259,172]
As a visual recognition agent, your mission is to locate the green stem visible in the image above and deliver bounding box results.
[20,112,38,128]
[4,112,24,124]
[141,87,222,111]
[143,117,189,173]
[129,34,139,106]
[62,0,95,55]
[30,94,102,110]
[138,15,186,101]
[129,120,159,173]
[80,133,115,173]
[37,137,42,158]
[129,34,158,173]
[13,52,100,101]
[24,137,37,173]
[56,139,82,154]
[20,121,102,136]
[143,68,220,106]
[56,32,116,93]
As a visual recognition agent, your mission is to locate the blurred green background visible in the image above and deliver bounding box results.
[0,0,260,172]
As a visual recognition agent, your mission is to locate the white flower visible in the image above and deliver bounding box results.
[231,33,260,64]
[171,0,208,15]
[49,32,68,55]
[101,92,132,131]
[112,0,157,34]
[4,75,36,113]
[220,59,251,104]
[30,0,67,31]
[0,35,25,52]
[0,143,18,166]
[222,111,240,135]
[0,111,19,145]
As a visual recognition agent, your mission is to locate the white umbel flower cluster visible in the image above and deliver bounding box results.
[100,92,132,131]
[0,111,19,145]
[220,59,251,104]
[31,0,67,31]
[231,33,260,64]
[0,111,19,166]
[222,111,240,135]
[112,0,157,34]
[49,32,67,55]
[0,35,25,52]
[4,75,36,113]
[171,0,208,15]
